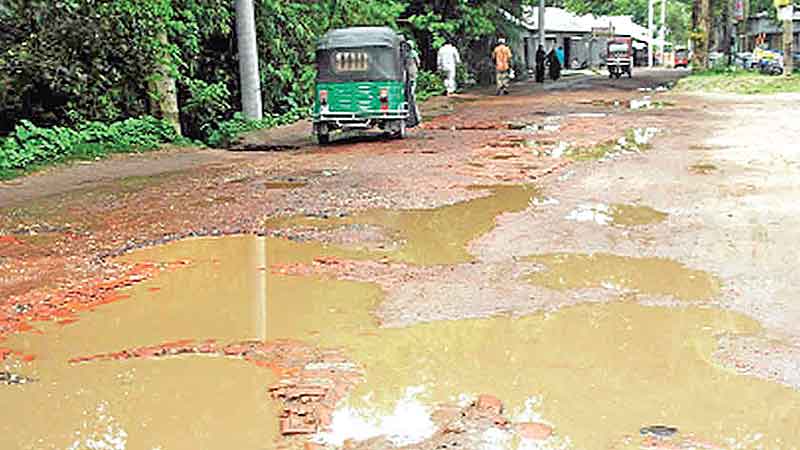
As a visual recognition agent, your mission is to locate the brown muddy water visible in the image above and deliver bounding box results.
[689,163,719,175]
[266,185,537,265]
[609,203,668,227]
[526,253,720,301]
[2,187,799,449]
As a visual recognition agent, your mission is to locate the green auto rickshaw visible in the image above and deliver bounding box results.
[313,27,418,145]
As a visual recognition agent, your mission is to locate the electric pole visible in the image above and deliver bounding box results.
[538,0,546,48]
[648,0,654,67]
[235,0,263,120]
[660,0,667,66]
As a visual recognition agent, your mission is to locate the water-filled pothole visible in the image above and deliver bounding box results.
[526,253,719,301]
[266,185,539,266]
[566,203,667,227]
[3,237,799,450]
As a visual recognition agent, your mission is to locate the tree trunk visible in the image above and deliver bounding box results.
[235,0,263,120]
[149,31,181,135]
[692,0,711,69]
[784,17,794,76]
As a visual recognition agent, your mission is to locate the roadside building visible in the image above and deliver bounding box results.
[512,7,652,70]
[741,11,800,52]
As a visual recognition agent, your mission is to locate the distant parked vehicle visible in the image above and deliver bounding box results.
[753,47,784,76]
[734,52,754,69]
[760,58,784,76]
[607,38,633,79]
[673,48,689,69]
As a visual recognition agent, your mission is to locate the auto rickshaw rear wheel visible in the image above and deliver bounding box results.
[316,123,330,145]
[396,119,406,139]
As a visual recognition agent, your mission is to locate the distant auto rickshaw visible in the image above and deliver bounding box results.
[607,37,633,79]
[674,48,690,69]
[312,27,417,145]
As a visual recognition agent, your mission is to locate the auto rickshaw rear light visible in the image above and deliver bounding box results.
[379,88,389,110]
[319,90,328,105]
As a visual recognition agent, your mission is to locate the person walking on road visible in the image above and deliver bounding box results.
[437,40,461,95]
[492,38,513,96]
[535,45,546,83]
[405,40,421,127]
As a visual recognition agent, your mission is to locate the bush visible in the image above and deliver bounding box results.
[203,108,307,148]
[0,117,180,172]
[416,70,446,102]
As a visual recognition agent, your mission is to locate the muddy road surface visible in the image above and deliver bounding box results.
[2,70,800,449]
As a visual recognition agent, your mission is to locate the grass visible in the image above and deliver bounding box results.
[676,69,800,94]
[0,143,185,182]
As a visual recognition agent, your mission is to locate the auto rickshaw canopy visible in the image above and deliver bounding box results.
[316,27,406,83]
[317,26,403,51]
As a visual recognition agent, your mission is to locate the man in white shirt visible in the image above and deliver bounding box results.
[437,41,461,95]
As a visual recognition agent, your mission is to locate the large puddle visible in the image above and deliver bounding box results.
[2,237,799,449]
[2,184,799,449]
[266,185,538,266]
[526,253,720,301]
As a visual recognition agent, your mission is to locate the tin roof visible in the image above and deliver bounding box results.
[519,7,652,43]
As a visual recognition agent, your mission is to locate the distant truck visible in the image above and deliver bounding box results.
[607,37,633,79]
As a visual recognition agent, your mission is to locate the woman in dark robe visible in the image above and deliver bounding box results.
[548,49,561,81]
[535,45,546,83]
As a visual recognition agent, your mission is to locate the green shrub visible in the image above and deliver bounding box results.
[203,108,307,148]
[416,70,445,102]
[0,117,179,172]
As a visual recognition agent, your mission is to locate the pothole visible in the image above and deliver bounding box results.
[266,185,539,266]
[689,163,718,175]
[264,181,308,190]
[3,235,798,449]
[525,252,719,301]
[565,203,667,227]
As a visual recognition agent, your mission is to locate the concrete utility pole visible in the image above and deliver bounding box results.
[538,0,546,48]
[235,0,263,120]
[660,0,667,66]
[648,0,655,67]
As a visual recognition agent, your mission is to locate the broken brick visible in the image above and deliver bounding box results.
[516,422,553,440]
[476,394,503,415]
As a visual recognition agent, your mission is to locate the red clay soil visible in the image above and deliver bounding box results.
[1,70,690,349]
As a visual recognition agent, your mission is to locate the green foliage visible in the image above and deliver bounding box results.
[676,70,800,94]
[0,117,180,172]
[204,109,307,148]
[2,0,545,172]
[416,70,446,101]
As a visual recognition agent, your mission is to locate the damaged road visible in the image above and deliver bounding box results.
[2,70,800,450]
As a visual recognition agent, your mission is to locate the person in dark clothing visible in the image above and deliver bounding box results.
[548,48,561,81]
[535,45,546,83]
